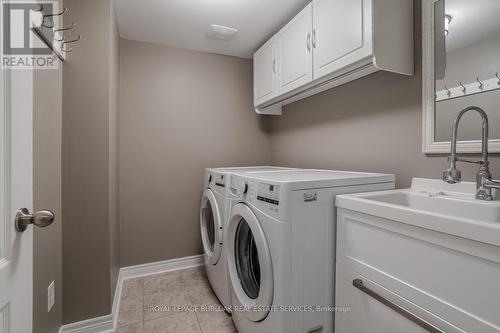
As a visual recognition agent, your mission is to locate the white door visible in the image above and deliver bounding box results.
[312,0,373,80]
[0,2,57,330]
[0,57,34,332]
[253,37,277,107]
[277,3,313,95]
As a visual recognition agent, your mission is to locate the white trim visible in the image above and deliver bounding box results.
[118,254,204,280]
[58,315,113,333]
[58,254,204,333]
[422,0,500,154]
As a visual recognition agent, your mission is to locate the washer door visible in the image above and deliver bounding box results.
[200,189,223,265]
[227,203,273,322]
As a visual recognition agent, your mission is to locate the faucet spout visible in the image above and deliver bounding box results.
[449,106,489,165]
[442,106,497,200]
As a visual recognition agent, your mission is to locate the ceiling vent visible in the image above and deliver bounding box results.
[206,24,238,41]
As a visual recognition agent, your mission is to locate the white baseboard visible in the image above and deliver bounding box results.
[58,315,113,333]
[59,254,205,333]
[119,254,204,280]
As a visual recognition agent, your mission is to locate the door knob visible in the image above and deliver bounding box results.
[15,208,55,232]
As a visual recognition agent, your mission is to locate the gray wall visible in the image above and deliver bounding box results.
[119,39,271,266]
[33,58,63,333]
[269,2,500,187]
[62,0,119,323]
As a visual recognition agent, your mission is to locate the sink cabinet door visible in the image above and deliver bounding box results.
[253,37,277,106]
[336,269,431,333]
[335,208,500,333]
[276,3,313,95]
[312,0,373,80]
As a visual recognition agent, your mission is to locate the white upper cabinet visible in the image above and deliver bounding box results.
[277,3,313,95]
[254,0,414,115]
[312,0,372,80]
[253,37,277,107]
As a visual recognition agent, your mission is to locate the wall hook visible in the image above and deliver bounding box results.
[445,85,451,97]
[61,35,80,52]
[476,77,484,90]
[54,23,76,42]
[459,82,466,94]
[42,8,68,28]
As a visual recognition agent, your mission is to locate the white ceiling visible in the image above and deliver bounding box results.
[446,0,500,52]
[114,0,309,59]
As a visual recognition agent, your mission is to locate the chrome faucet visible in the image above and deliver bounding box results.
[443,106,500,200]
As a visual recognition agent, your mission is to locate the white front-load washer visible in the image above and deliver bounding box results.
[226,170,395,333]
[200,166,297,311]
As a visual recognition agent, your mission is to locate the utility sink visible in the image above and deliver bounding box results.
[336,178,500,246]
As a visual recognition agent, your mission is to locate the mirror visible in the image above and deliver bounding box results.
[423,0,500,153]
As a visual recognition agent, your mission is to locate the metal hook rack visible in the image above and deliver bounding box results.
[436,73,500,101]
[30,5,81,62]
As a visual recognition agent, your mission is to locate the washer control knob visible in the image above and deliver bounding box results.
[232,181,248,195]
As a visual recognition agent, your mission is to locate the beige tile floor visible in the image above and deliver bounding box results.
[116,266,237,333]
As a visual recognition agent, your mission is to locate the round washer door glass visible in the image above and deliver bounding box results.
[227,203,273,322]
[200,189,223,265]
[203,202,216,251]
[235,219,261,299]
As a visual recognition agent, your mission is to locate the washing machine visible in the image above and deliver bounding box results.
[226,170,395,333]
[200,166,297,311]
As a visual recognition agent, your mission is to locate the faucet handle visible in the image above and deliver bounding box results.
[456,157,483,165]
[443,167,461,184]
[484,179,500,190]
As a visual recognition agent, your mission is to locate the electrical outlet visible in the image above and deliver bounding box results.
[47,281,55,312]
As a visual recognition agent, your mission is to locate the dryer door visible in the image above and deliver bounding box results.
[227,203,273,322]
[200,189,223,264]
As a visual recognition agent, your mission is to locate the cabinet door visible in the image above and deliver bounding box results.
[277,3,313,95]
[335,269,432,333]
[312,0,373,80]
[253,37,277,106]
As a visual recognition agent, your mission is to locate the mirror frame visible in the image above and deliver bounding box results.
[422,0,500,154]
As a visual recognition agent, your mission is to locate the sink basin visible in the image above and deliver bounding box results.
[365,190,500,223]
[336,178,500,246]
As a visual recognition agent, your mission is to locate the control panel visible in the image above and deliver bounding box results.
[213,173,226,187]
[257,183,280,206]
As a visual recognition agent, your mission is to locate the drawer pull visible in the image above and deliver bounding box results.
[352,279,444,333]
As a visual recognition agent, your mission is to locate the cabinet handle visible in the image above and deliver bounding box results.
[306,33,311,52]
[272,59,276,74]
[312,29,316,48]
[352,279,445,333]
